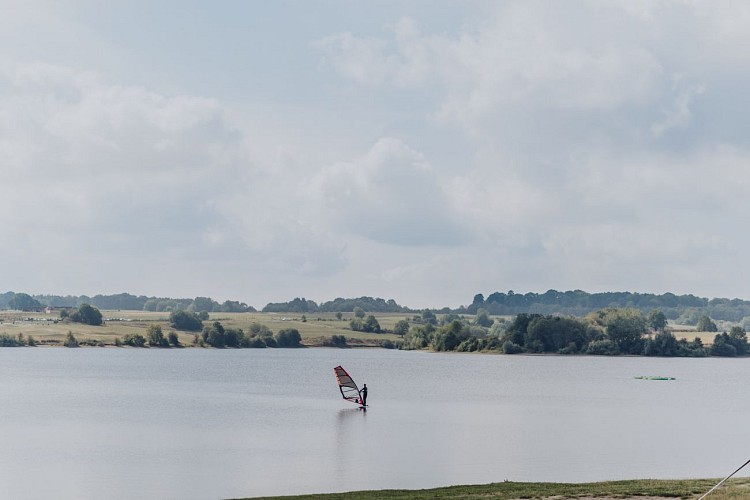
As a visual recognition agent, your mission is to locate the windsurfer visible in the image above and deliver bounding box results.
[360,384,368,406]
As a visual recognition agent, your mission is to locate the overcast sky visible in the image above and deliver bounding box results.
[2,1,750,309]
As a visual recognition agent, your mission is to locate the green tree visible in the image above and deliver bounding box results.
[696,315,718,332]
[644,331,679,356]
[602,308,646,354]
[122,333,146,347]
[421,310,438,325]
[501,313,541,347]
[147,325,167,347]
[335,312,343,320]
[647,310,667,331]
[394,319,410,336]
[432,320,470,352]
[190,296,219,313]
[276,328,302,347]
[475,309,494,328]
[354,307,365,318]
[677,337,706,357]
[63,331,79,348]
[586,339,619,355]
[524,316,590,353]
[167,331,180,346]
[8,293,42,311]
[224,328,244,348]
[70,304,103,326]
[249,322,273,338]
[711,333,737,357]
[402,325,431,350]
[363,315,381,333]
[169,310,203,331]
[728,326,749,355]
[330,335,347,347]
[204,321,226,347]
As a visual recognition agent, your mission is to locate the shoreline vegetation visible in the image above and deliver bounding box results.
[0,306,747,359]
[2,290,750,357]
[236,478,750,500]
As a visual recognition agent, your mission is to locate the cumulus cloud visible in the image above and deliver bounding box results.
[5,2,750,307]
[310,1,750,302]
[309,137,470,246]
[0,59,345,300]
[651,78,706,137]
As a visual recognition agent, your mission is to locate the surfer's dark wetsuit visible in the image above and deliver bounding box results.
[360,384,368,406]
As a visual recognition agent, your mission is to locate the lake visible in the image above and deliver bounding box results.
[0,348,748,499]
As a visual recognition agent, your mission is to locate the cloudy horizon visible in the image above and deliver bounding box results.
[2,1,750,309]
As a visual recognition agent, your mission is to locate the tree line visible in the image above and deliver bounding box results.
[9,287,750,326]
[0,292,255,313]
[465,290,750,323]
[262,296,408,313]
[116,319,303,349]
[399,308,749,358]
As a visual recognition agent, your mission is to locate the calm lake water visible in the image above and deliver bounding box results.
[1,348,749,499]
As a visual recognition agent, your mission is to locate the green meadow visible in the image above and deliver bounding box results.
[0,310,404,347]
[0,308,719,349]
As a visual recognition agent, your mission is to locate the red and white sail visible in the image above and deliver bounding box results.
[333,365,362,405]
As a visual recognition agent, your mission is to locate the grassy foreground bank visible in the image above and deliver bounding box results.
[236,478,750,500]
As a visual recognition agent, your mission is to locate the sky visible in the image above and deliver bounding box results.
[2,1,750,309]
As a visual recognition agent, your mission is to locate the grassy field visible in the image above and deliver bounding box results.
[0,310,407,347]
[0,309,725,348]
[236,478,750,499]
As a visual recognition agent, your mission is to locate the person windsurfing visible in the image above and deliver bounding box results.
[360,384,368,406]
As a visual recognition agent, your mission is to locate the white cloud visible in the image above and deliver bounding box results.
[0,59,347,301]
[5,2,750,307]
[651,77,706,137]
[309,137,470,246]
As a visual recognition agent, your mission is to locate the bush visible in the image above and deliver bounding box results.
[330,335,347,347]
[502,341,524,354]
[63,331,79,348]
[644,331,679,356]
[263,336,278,348]
[204,322,226,348]
[147,325,168,347]
[167,331,179,346]
[558,342,579,354]
[394,319,410,336]
[696,315,718,332]
[69,304,103,326]
[586,339,620,355]
[400,325,432,350]
[456,337,480,352]
[677,337,707,357]
[711,333,739,357]
[169,310,203,331]
[122,333,146,347]
[241,337,267,348]
[224,328,244,348]
[381,339,395,349]
[276,328,302,347]
[0,334,21,347]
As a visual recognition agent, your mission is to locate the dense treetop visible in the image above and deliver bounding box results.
[262,296,409,313]
[4,289,750,324]
[0,292,256,313]
[466,290,750,322]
